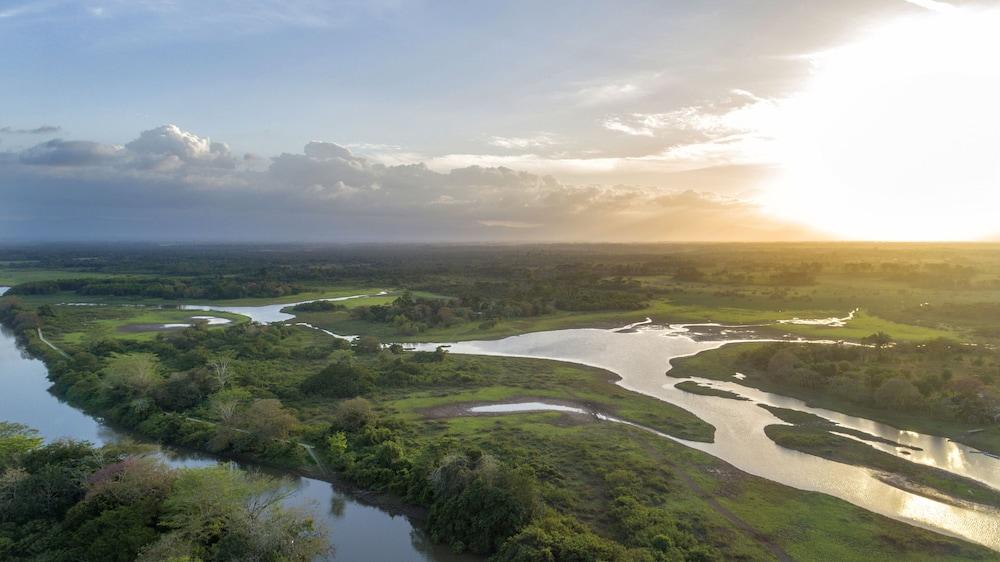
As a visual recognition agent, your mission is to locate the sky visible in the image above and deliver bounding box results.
[1,0,998,242]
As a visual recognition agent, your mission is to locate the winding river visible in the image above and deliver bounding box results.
[0,287,474,562]
[411,323,1000,552]
[5,286,1000,553]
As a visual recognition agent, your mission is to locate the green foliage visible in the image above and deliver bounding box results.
[427,451,542,554]
[0,422,43,470]
[494,512,628,561]
[0,434,328,562]
[301,359,376,398]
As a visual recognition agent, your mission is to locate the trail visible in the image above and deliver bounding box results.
[36,328,69,358]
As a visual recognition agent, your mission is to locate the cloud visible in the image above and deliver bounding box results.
[570,79,646,107]
[125,124,235,170]
[602,91,784,169]
[19,139,123,166]
[602,118,654,137]
[488,134,557,149]
[1,125,61,134]
[0,124,818,242]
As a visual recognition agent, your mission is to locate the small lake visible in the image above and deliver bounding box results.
[0,287,474,562]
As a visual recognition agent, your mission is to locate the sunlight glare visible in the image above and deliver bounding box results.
[763,8,1000,241]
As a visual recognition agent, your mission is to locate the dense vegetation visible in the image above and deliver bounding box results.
[4,242,1000,560]
[673,338,1000,430]
[743,339,1000,424]
[0,422,326,562]
[7,277,303,300]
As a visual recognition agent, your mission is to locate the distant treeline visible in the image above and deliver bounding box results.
[4,243,999,296]
[7,277,304,300]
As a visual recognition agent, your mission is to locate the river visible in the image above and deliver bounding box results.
[411,323,1000,552]
[0,287,474,562]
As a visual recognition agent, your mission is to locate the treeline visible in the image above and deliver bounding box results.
[738,340,1000,424]
[0,422,326,562]
[7,277,304,300]
[350,284,648,336]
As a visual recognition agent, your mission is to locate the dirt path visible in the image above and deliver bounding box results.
[37,328,70,358]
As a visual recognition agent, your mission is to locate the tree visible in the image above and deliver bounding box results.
[332,397,375,431]
[0,422,43,470]
[352,335,382,354]
[428,451,541,553]
[158,466,328,561]
[239,399,297,442]
[301,360,376,398]
[861,332,893,357]
[104,353,162,398]
[207,355,234,389]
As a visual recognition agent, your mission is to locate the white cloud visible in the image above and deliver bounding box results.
[602,118,654,137]
[488,133,557,149]
[602,92,784,168]
[571,79,646,107]
[125,124,235,169]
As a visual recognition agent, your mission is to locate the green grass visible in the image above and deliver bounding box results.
[0,268,123,286]
[775,310,958,342]
[43,306,249,343]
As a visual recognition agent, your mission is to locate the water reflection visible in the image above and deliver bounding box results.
[415,324,1000,551]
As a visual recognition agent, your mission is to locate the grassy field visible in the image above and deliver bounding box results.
[773,310,957,341]
[39,306,249,344]
[0,268,122,286]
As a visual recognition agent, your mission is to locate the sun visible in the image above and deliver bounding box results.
[761,7,1000,241]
